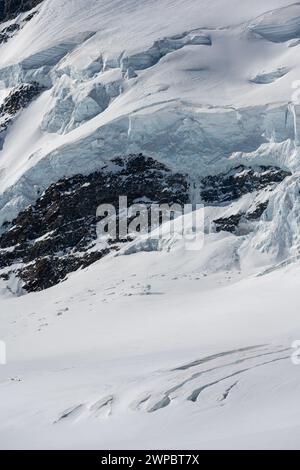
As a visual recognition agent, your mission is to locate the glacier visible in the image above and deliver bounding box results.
[1,0,300,450]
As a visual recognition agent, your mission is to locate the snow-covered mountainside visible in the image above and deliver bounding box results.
[1,0,300,450]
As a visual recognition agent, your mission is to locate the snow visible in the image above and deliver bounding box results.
[1,243,300,449]
[1,0,300,449]
[240,173,300,266]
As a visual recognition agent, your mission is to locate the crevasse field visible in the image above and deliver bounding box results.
[1,0,300,450]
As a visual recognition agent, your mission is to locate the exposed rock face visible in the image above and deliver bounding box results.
[206,165,291,235]
[0,22,19,43]
[213,202,269,234]
[0,156,290,293]
[201,165,290,204]
[0,154,189,291]
[19,251,111,292]
[0,0,43,22]
[0,82,43,146]
[1,82,41,115]
[0,2,40,44]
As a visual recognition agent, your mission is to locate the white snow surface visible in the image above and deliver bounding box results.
[1,0,300,449]
[1,246,300,450]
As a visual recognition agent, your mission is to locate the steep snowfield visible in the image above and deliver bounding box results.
[1,0,300,449]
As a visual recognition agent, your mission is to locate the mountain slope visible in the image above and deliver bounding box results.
[0,0,299,289]
[1,0,300,450]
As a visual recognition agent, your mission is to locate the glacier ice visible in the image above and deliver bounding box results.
[240,174,300,266]
[248,3,300,43]
[120,31,211,76]
[1,0,300,453]
[250,67,290,84]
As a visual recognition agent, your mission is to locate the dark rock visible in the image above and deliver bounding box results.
[0,157,290,292]
[0,31,8,43]
[0,82,42,115]
[23,9,37,21]
[0,0,43,22]
[0,82,43,146]
[214,214,244,234]
[3,22,19,32]
[0,22,19,43]
[213,201,269,234]
[0,154,189,291]
[0,6,38,44]
[19,250,112,292]
[201,165,291,204]
[246,201,269,220]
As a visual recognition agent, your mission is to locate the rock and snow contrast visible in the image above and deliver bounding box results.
[1,0,300,450]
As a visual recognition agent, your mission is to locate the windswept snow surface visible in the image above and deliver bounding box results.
[1,0,300,450]
[0,248,300,450]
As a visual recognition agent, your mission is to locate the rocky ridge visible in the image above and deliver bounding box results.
[0,82,43,148]
[0,0,43,22]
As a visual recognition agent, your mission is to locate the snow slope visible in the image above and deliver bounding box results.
[1,0,300,450]
[0,246,300,449]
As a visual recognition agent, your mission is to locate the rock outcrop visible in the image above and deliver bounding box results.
[0,154,189,291]
[0,155,291,293]
[0,0,43,22]
[201,165,290,204]
[0,82,43,147]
